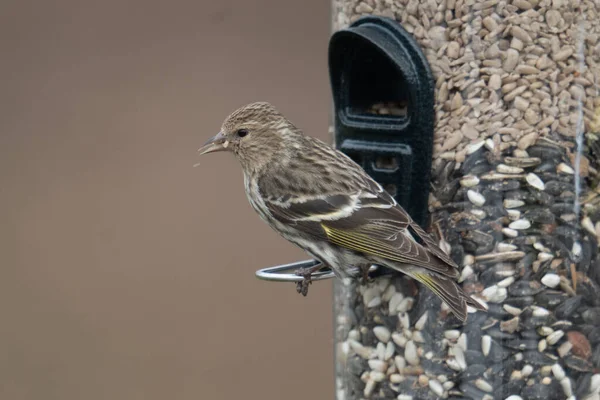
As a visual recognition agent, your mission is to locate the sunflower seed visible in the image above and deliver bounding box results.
[385,341,395,360]
[541,274,560,288]
[526,173,546,190]
[395,355,406,371]
[582,216,595,235]
[502,228,519,237]
[405,341,420,366]
[475,378,493,392]
[392,332,407,348]
[509,219,531,230]
[368,359,387,372]
[521,364,533,377]
[363,378,375,397]
[429,379,444,397]
[558,341,573,357]
[444,330,461,340]
[557,163,575,174]
[373,326,391,343]
[397,297,414,313]
[504,304,523,316]
[561,377,573,397]
[460,175,480,187]
[482,285,508,302]
[389,292,405,314]
[466,140,486,154]
[482,335,491,356]
[547,330,565,345]
[497,164,524,174]
[533,306,551,317]
[538,326,554,336]
[467,190,486,206]
[504,199,525,208]
[414,312,428,331]
[552,363,566,380]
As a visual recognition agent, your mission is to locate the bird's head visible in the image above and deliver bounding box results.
[198,102,298,172]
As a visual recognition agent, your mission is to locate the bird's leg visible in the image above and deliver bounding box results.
[294,262,325,297]
[359,264,372,285]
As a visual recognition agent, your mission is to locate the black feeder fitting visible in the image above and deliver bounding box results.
[329,15,435,228]
[256,16,436,283]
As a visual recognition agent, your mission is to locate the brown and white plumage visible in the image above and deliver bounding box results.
[198,102,485,322]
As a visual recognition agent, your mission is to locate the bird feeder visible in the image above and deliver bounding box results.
[256,3,600,400]
[329,2,600,400]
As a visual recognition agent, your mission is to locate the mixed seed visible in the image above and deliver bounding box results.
[332,0,600,399]
[335,141,600,399]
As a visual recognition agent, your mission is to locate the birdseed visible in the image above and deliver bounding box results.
[333,0,600,399]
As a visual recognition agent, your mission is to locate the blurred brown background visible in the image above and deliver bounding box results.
[0,1,333,399]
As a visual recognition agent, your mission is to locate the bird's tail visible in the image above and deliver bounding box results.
[409,272,487,322]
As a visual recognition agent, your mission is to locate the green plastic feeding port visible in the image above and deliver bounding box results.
[328,15,435,228]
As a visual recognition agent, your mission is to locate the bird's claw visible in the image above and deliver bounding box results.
[294,267,313,296]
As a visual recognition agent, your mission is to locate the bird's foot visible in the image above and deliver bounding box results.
[294,267,313,297]
[294,262,325,296]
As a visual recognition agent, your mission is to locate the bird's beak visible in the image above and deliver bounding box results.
[198,132,230,155]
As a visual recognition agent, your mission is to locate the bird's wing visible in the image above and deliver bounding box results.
[262,179,459,278]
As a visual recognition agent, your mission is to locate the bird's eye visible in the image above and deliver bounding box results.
[236,129,248,138]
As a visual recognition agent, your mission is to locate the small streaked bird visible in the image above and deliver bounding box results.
[198,102,485,321]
